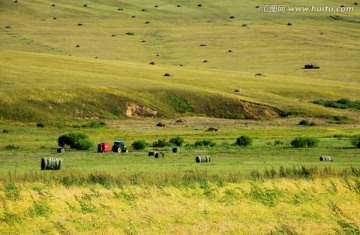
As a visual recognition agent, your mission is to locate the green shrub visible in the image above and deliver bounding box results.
[169,136,184,147]
[351,135,360,148]
[236,136,253,147]
[58,132,93,150]
[194,140,216,147]
[274,140,284,146]
[291,137,319,148]
[132,140,149,150]
[2,129,10,133]
[36,123,45,128]
[152,139,170,148]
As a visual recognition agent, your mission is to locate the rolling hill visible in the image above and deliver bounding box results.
[0,0,359,122]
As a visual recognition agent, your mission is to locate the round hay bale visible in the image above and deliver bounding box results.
[75,44,80,47]
[41,157,62,170]
[141,9,146,12]
[196,156,210,163]
[177,5,181,7]
[234,89,241,93]
[132,15,137,18]
[77,23,83,26]
[5,26,12,29]
[155,152,164,158]
[229,16,235,19]
[287,22,292,26]
[156,122,166,127]
[228,49,233,53]
[200,44,207,47]
[197,4,202,7]
[145,21,150,24]
[355,2,359,5]
[172,148,180,153]
[57,147,65,153]
[111,34,117,37]
[155,5,158,8]
[164,73,172,77]
[53,17,57,20]
[148,151,156,156]
[242,24,248,27]
[118,8,124,11]
[83,4,87,7]
[203,60,208,63]
[52,4,55,7]
[149,61,156,65]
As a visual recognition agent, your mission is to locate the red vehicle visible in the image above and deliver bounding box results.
[98,142,111,152]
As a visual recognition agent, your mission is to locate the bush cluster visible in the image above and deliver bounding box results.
[351,135,360,148]
[58,132,93,150]
[132,140,149,150]
[235,136,253,147]
[312,98,360,110]
[291,137,319,148]
[194,140,216,147]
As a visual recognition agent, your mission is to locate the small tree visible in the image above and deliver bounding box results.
[236,136,253,147]
[132,140,149,150]
[169,136,184,147]
[291,137,319,148]
[351,135,360,148]
[152,139,170,148]
[58,132,93,150]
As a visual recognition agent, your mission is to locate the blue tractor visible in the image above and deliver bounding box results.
[112,141,128,153]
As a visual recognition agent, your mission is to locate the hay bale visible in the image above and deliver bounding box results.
[149,61,156,65]
[132,15,137,18]
[83,4,87,7]
[242,24,247,27]
[177,5,181,7]
[320,156,333,161]
[41,157,62,170]
[176,119,183,123]
[5,26,11,29]
[141,9,146,12]
[197,4,202,7]
[164,73,172,77]
[118,8,124,11]
[148,151,156,156]
[75,44,80,47]
[52,4,55,7]
[234,89,241,93]
[53,17,57,20]
[287,22,292,26]
[112,34,117,37]
[145,21,150,24]
[57,147,65,153]
[196,156,211,163]
[203,60,208,63]
[228,49,233,53]
[304,64,320,69]
[155,152,164,158]
[255,73,266,77]
[172,148,180,153]
[156,122,166,127]
[229,16,235,19]
[355,2,359,5]
[155,5,158,8]
[77,23,83,26]
[200,43,207,47]
[256,5,259,8]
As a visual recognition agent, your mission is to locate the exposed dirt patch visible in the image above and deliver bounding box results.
[126,102,157,118]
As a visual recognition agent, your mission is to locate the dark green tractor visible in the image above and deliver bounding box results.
[112,141,128,153]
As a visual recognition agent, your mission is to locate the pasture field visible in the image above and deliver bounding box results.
[1,118,360,234]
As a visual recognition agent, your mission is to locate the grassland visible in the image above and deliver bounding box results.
[1,0,360,234]
[0,0,360,122]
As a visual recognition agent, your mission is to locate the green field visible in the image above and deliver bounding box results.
[1,0,360,234]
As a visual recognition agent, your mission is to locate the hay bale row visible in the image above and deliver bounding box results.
[41,157,62,170]
[196,156,211,163]
[320,156,333,161]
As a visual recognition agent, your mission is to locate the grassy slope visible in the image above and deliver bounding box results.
[0,0,359,122]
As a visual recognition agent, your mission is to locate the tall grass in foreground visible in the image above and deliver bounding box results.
[2,166,359,188]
